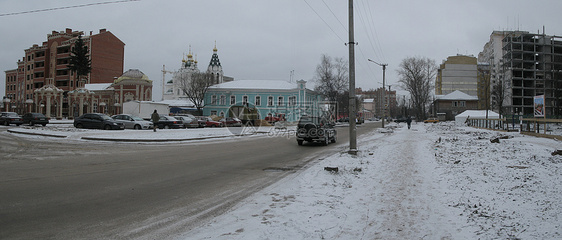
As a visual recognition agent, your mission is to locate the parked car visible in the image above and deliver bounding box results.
[395,117,408,123]
[195,116,224,127]
[424,118,439,123]
[22,112,49,126]
[74,113,125,130]
[296,116,337,146]
[153,115,183,129]
[174,115,200,128]
[111,114,153,130]
[0,112,23,126]
[220,117,242,127]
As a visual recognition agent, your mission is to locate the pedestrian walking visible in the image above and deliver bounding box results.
[151,109,160,132]
[406,116,412,129]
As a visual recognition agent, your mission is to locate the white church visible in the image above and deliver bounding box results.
[162,44,233,103]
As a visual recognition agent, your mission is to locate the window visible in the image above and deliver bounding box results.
[452,101,458,107]
[242,96,248,105]
[220,95,226,105]
[278,96,284,106]
[268,96,274,106]
[230,95,236,105]
[289,96,296,106]
[255,96,261,106]
[211,95,217,105]
[459,101,466,107]
[211,110,217,116]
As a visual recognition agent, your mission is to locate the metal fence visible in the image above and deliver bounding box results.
[465,117,562,140]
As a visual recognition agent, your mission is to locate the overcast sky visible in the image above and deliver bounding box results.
[1,0,561,101]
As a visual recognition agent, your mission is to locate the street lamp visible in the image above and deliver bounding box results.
[3,98,10,112]
[368,59,388,128]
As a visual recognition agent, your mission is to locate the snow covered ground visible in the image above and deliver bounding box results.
[4,120,561,239]
[181,121,562,240]
[5,121,280,142]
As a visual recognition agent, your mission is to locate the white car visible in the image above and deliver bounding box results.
[111,114,153,130]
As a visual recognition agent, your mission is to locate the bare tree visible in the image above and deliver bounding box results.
[491,78,506,116]
[397,56,437,121]
[314,54,349,102]
[177,71,214,115]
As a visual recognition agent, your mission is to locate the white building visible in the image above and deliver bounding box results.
[162,44,232,102]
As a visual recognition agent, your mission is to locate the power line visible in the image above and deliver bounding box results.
[321,0,347,33]
[0,0,140,17]
[303,0,345,43]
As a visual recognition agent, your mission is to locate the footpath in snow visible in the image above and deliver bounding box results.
[182,122,561,239]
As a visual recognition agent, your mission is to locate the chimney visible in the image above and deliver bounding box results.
[66,28,72,34]
[99,28,106,33]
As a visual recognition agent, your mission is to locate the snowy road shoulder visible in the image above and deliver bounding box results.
[181,122,561,240]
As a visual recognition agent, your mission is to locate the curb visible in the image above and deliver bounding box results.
[7,129,67,138]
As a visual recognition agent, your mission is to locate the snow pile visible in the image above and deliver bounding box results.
[182,122,561,239]
[431,123,562,239]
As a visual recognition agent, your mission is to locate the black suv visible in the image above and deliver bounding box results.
[296,116,336,146]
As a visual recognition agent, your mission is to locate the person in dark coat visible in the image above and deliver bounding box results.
[151,109,160,132]
[406,116,412,129]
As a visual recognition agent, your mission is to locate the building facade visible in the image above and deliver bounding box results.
[435,55,478,96]
[432,90,479,121]
[501,31,562,116]
[203,80,325,122]
[68,69,153,117]
[4,28,124,117]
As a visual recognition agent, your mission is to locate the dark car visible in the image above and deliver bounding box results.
[74,113,125,130]
[153,115,183,129]
[22,112,49,126]
[0,112,23,126]
[395,117,408,123]
[296,116,337,146]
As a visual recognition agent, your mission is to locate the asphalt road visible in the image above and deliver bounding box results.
[0,122,380,239]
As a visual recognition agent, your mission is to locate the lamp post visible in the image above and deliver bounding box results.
[368,59,387,128]
[3,98,10,112]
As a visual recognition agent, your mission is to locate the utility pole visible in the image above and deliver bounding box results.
[347,0,357,154]
[368,59,387,128]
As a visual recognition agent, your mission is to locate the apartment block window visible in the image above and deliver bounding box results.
[230,95,236,105]
[255,96,261,106]
[278,96,284,106]
[220,95,226,105]
[268,96,274,106]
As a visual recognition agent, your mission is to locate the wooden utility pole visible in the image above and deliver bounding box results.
[348,0,357,154]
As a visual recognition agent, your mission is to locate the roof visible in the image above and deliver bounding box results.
[114,69,151,84]
[209,80,310,91]
[456,110,500,118]
[436,90,478,100]
[156,99,195,107]
[85,83,112,91]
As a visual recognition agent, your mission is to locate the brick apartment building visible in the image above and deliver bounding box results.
[4,28,125,117]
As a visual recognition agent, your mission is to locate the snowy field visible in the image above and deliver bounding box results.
[181,121,562,239]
